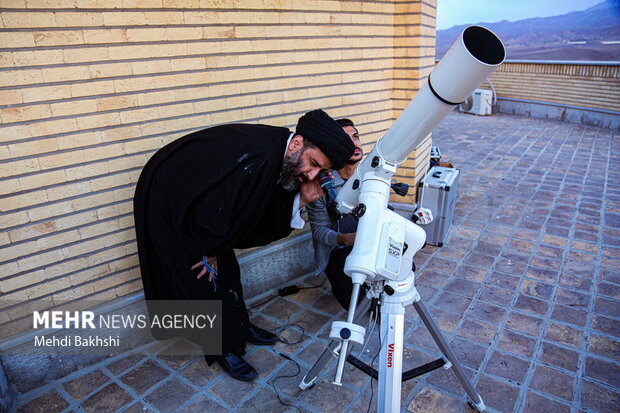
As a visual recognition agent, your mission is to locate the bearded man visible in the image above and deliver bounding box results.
[133,109,354,381]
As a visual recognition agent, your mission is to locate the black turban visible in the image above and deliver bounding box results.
[295,109,355,170]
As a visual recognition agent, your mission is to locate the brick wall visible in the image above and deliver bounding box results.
[392,0,436,181]
[485,61,620,113]
[0,0,436,338]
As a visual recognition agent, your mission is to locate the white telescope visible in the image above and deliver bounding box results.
[316,26,505,413]
[335,25,506,213]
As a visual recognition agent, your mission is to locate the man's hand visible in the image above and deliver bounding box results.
[299,179,323,208]
[191,256,218,281]
[336,232,356,246]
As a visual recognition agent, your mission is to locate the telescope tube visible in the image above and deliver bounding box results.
[336,25,505,213]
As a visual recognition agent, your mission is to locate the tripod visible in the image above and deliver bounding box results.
[299,278,485,412]
[299,169,485,412]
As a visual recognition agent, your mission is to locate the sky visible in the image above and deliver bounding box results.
[436,0,605,30]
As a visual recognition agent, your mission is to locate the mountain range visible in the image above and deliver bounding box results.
[435,0,620,61]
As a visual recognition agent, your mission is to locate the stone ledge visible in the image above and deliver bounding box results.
[496,98,620,130]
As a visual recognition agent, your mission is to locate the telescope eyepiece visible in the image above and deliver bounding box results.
[318,169,338,201]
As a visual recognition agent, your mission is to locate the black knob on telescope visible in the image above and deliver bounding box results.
[340,328,351,339]
[391,182,409,196]
[384,285,395,295]
[351,203,366,219]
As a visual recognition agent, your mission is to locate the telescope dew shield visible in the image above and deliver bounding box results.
[428,25,505,106]
[381,25,505,164]
[336,26,505,213]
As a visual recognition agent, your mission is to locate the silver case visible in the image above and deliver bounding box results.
[417,166,460,246]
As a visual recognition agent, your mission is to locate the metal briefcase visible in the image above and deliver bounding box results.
[417,166,460,246]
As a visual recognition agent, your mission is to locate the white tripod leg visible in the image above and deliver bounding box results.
[299,296,372,390]
[378,302,405,413]
[333,280,364,385]
[412,299,485,411]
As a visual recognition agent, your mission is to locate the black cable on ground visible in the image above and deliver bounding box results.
[298,277,327,290]
[248,278,327,310]
[271,351,303,413]
[246,277,327,411]
[247,294,279,310]
[276,322,307,346]
[268,319,312,411]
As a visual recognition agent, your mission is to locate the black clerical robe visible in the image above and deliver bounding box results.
[134,124,296,355]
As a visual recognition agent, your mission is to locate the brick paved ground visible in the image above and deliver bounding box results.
[11,112,620,412]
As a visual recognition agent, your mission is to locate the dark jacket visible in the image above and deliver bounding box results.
[133,124,296,302]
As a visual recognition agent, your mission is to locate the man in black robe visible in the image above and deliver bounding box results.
[134,109,354,381]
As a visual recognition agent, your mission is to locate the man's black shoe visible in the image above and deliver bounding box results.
[246,323,278,345]
[214,353,258,381]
